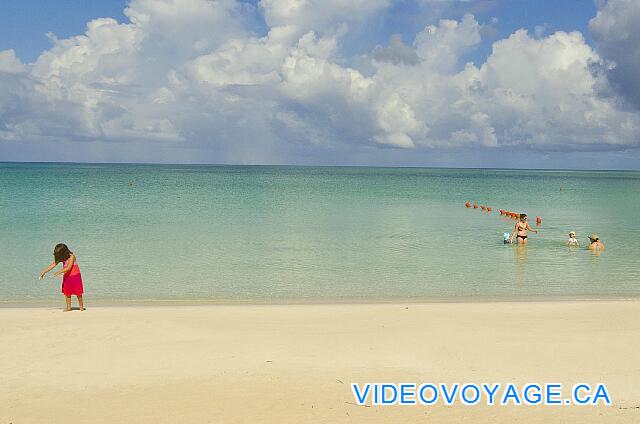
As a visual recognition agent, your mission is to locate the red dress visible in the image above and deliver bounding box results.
[61,259,84,296]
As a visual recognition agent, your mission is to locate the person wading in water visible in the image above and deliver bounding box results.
[509,213,538,244]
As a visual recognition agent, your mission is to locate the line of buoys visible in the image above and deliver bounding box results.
[465,201,493,212]
[502,211,520,219]
[466,201,541,224]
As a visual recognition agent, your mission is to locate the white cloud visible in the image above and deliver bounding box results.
[363,19,640,150]
[259,0,389,36]
[589,0,640,109]
[0,50,26,74]
[414,14,481,72]
[0,0,639,164]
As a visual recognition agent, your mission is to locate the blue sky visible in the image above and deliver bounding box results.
[0,0,639,169]
[0,1,128,63]
[1,1,598,64]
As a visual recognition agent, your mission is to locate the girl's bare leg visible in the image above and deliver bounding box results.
[77,295,85,311]
[64,296,72,312]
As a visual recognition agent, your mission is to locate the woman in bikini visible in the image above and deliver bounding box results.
[509,213,538,244]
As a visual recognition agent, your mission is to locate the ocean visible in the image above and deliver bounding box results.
[1,163,639,303]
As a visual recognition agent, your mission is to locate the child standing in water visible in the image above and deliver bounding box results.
[567,231,579,246]
[40,243,85,312]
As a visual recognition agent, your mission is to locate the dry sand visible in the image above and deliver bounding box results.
[1,301,639,423]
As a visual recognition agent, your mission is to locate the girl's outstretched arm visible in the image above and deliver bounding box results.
[39,261,57,279]
[53,254,75,277]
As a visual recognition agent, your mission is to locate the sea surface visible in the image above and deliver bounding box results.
[1,163,639,303]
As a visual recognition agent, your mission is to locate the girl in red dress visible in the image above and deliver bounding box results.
[40,243,85,312]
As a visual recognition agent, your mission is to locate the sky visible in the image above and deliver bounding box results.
[0,0,639,169]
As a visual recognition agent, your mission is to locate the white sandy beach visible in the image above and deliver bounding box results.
[1,301,639,423]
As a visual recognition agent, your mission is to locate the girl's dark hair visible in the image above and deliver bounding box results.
[53,243,72,264]
[520,213,527,219]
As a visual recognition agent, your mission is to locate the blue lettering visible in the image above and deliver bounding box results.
[461,384,480,405]
[441,384,459,405]
[546,384,562,405]
[482,383,500,405]
[592,384,611,405]
[381,384,398,405]
[351,384,371,405]
[399,384,416,405]
[501,384,521,405]
[418,384,438,404]
[523,384,542,405]
[573,384,591,405]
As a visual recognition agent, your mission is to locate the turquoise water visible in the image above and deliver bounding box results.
[1,163,639,303]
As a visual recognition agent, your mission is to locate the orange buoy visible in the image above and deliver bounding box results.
[465,202,471,208]
[473,204,478,209]
[536,216,542,224]
[487,207,492,212]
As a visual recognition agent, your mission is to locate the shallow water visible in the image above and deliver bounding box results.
[1,163,639,302]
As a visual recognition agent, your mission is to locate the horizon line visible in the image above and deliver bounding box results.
[1,160,639,173]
